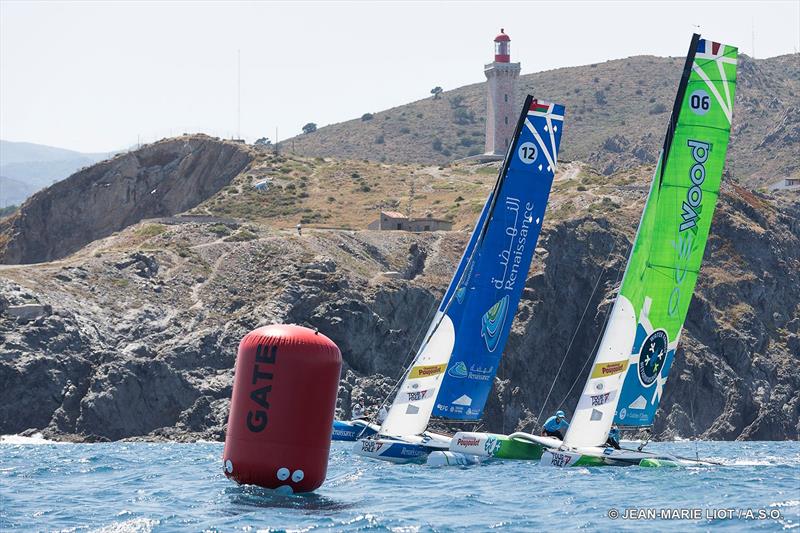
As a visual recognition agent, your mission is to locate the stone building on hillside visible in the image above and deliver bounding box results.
[368,211,452,232]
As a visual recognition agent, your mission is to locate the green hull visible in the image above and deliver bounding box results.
[492,435,545,460]
[449,432,546,460]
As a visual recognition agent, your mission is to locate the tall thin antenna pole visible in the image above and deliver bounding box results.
[751,19,756,59]
[237,49,241,139]
[275,127,279,155]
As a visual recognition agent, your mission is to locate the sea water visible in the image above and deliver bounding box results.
[1,439,798,531]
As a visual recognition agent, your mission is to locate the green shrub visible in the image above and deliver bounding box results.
[135,224,167,238]
[224,229,257,242]
[208,224,232,237]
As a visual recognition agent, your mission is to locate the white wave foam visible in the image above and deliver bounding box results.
[0,433,64,444]
[90,518,159,533]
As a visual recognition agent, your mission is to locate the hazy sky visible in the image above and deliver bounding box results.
[1,0,798,153]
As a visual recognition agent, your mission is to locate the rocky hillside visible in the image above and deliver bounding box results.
[1,148,797,442]
[0,135,253,264]
[284,54,800,188]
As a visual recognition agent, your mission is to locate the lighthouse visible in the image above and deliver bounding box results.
[484,29,521,158]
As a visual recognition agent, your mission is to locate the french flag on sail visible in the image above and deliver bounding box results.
[697,38,722,56]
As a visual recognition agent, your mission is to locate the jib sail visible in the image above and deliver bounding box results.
[563,34,737,448]
[380,96,565,437]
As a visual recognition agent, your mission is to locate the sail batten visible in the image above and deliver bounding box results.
[380,96,565,437]
[563,34,738,448]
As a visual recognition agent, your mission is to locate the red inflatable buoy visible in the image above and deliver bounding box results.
[223,324,342,493]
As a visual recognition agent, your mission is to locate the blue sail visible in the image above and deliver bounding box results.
[432,97,565,420]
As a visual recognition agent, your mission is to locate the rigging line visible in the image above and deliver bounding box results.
[533,243,614,431]
[367,292,442,424]
[555,242,630,412]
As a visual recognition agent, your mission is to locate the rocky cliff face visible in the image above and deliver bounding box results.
[1,183,797,442]
[0,135,253,264]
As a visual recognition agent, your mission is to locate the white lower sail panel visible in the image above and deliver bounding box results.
[563,295,636,448]
[379,314,456,437]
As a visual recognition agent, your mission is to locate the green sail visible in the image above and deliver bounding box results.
[614,35,738,427]
[563,35,738,449]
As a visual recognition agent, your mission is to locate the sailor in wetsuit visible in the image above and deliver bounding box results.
[606,426,621,450]
[541,410,570,440]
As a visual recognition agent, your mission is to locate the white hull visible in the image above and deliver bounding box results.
[354,433,451,464]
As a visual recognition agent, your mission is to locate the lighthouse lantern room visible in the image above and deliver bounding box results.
[494,29,511,63]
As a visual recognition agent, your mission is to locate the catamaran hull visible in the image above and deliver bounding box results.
[449,431,557,460]
[539,446,710,467]
[354,433,452,464]
[353,438,429,463]
[449,431,708,467]
[332,420,379,441]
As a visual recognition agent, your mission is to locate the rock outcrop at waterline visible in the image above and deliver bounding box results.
[0,135,253,264]
[1,185,797,442]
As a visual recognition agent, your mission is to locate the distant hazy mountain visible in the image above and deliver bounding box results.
[0,176,37,207]
[0,140,113,205]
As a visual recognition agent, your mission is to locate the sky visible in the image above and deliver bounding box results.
[1,0,798,153]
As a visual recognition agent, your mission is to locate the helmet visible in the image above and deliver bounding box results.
[556,410,565,418]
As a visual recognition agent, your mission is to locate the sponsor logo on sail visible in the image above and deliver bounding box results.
[667,141,709,317]
[591,392,611,406]
[638,330,668,386]
[481,296,510,352]
[468,364,494,382]
[590,359,629,379]
[679,140,710,233]
[448,361,469,379]
[406,390,429,402]
[491,197,536,293]
[408,364,447,379]
[629,396,648,410]
[453,394,472,407]
[457,437,480,447]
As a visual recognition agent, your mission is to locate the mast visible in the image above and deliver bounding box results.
[563,34,738,448]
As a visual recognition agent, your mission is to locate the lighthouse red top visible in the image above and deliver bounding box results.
[494,29,510,62]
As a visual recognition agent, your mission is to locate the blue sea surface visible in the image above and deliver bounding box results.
[1,439,798,531]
